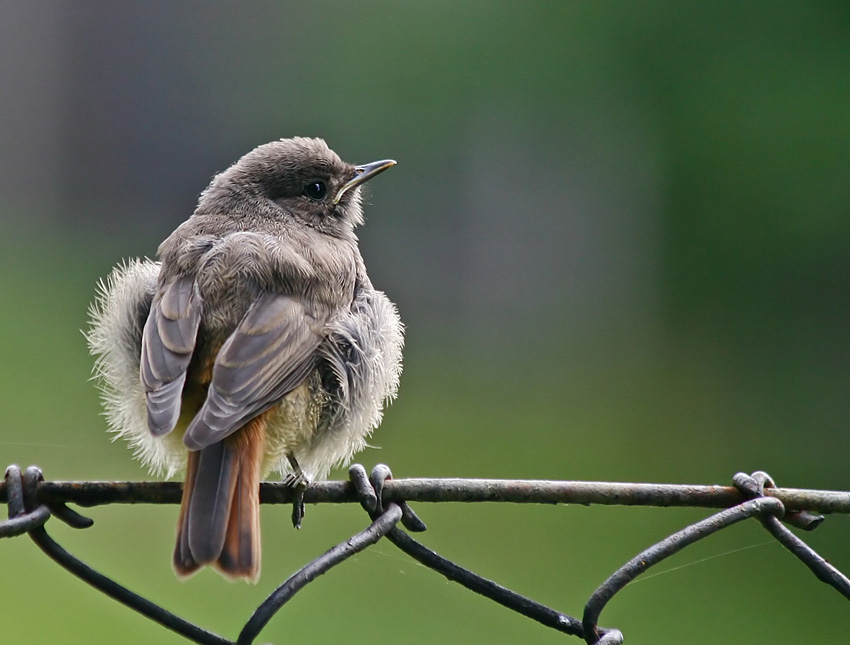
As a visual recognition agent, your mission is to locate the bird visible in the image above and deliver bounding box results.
[87,137,404,582]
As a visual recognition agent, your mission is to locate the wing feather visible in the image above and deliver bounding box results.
[140,277,201,436]
[183,293,323,450]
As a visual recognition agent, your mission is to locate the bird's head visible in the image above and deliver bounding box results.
[199,137,395,237]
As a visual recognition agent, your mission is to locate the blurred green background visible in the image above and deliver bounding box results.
[2,2,849,643]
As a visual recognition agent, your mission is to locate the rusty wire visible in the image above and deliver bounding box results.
[3,463,850,644]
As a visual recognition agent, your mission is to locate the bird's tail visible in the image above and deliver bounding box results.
[173,416,266,582]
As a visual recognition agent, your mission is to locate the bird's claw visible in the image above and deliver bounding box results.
[284,455,309,529]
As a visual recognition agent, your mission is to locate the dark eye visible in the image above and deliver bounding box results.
[303,181,327,201]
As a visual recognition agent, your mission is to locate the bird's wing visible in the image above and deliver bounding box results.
[140,276,202,436]
[183,292,324,450]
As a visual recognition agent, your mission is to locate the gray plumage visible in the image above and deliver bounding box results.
[87,137,403,580]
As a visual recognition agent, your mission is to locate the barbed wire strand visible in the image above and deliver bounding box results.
[8,465,232,645]
[582,496,784,644]
[4,463,850,645]
[5,477,850,514]
[238,501,403,644]
[734,471,850,599]
[357,463,595,639]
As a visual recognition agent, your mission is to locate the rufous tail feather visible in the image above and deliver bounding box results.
[173,416,266,582]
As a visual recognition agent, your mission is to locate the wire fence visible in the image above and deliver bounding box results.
[2,462,849,644]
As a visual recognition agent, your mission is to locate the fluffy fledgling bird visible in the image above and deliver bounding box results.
[87,137,403,582]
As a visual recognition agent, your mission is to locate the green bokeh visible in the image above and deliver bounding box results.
[2,2,849,643]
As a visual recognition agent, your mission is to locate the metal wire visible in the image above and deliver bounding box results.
[582,496,784,644]
[3,463,849,644]
[5,477,850,513]
[238,501,404,644]
[733,471,850,600]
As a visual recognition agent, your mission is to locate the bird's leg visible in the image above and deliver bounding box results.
[283,454,308,529]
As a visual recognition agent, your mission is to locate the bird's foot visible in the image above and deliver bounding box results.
[283,455,309,529]
[289,485,307,530]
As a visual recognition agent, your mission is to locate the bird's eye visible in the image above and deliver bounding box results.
[303,181,327,201]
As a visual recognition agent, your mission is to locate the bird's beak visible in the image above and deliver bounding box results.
[333,159,396,204]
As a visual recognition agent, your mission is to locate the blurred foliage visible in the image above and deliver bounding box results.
[1,2,849,643]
